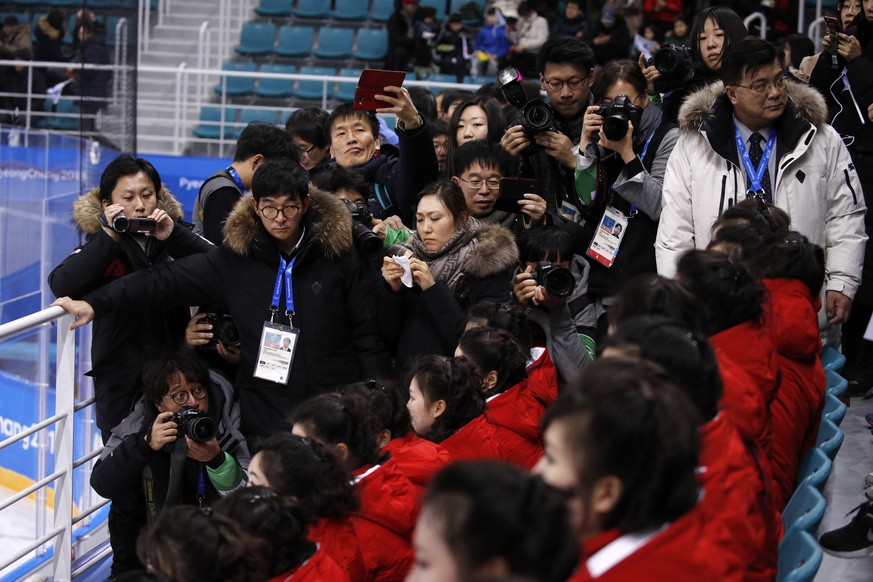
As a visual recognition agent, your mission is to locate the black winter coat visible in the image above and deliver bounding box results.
[85,190,390,438]
[48,187,213,432]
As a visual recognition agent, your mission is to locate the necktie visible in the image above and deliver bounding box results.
[748,132,773,204]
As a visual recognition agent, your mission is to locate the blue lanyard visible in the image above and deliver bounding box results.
[197,465,205,506]
[226,166,245,191]
[639,127,657,161]
[734,128,776,195]
[271,255,297,323]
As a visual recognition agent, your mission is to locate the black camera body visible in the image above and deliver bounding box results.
[531,261,575,298]
[342,199,382,257]
[201,311,240,348]
[169,406,217,443]
[644,44,695,94]
[497,66,560,137]
[595,95,641,143]
[112,216,156,234]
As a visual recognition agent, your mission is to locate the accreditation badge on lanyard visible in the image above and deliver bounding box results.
[586,205,628,268]
[735,127,776,198]
[254,255,300,384]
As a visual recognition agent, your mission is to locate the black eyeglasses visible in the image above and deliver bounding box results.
[459,177,501,190]
[732,76,787,95]
[259,205,302,219]
[162,384,207,405]
[543,77,587,91]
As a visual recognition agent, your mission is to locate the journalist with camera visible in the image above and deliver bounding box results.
[575,60,679,342]
[90,352,250,576]
[499,37,596,227]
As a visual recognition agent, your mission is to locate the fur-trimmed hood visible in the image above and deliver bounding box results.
[72,185,183,235]
[460,222,519,278]
[222,187,353,259]
[678,80,828,132]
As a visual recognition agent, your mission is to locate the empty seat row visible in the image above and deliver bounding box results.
[236,23,387,61]
[255,0,447,21]
[192,105,394,139]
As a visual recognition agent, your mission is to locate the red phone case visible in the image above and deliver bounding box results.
[353,70,407,111]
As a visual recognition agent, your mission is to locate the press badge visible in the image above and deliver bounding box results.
[254,322,299,384]
[586,206,627,268]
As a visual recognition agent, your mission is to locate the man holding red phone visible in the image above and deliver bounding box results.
[327,83,438,227]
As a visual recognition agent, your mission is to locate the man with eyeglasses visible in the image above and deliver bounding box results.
[285,107,331,179]
[658,37,867,336]
[193,121,297,245]
[500,37,596,234]
[54,158,390,443]
[90,352,249,576]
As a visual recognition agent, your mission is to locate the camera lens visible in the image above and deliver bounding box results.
[654,48,678,73]
[352,223,383,257]
[544,267,575,298]
[186,415,217,442]
[524,102,553,132]
[602,116,629,142]
[218,321,241,348]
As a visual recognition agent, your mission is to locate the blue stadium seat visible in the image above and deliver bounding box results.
[821,345,846,373]
[782,485,826,540]
[370,0,393,21]
[353,29,388,61]
[293,0,330,19]
[314,27,354,59]
[276,25,314,58]
[213,62,257,97]
[776,530,822,582]
[825,369,848,399]
[255,0,293,17]
[230,109,280,136]
[255,64,297,98]
[334,68,361,102]
[822,392,847,426]
[332,0,370,21]
[421,0,447,18]
[235,22,276,56]
[294,66,336,100]
[796,447,832,492]
[192,106,238,139]
[381,114,396,131]
[815,418,844,460]
[37,97,79,130]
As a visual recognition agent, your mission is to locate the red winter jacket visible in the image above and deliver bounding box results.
[439,415,505,461]
[524,348,559,410]
[763,278,826,509]
[268,545,349,581]
[567,510,720,581]
[711,321,782,407]
[382,432,452,496]
[697,413,777,582]
[643,0,683,22]
[353,458,419,540]
[713,347,770,456]
[308,517,367,582]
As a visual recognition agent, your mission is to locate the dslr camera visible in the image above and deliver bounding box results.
[644,44,695,94]
[595,95,641,142]
[110,215,156,234]
[497,66,560,137]
[200,311,240,348]
[342,200,382,257]
[531,261,575,298]
[169,406,217,443]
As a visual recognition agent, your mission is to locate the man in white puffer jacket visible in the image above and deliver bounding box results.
[656,37,867,328]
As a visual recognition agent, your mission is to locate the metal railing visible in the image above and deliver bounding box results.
[0,307,103,581]
[744,11,768,40]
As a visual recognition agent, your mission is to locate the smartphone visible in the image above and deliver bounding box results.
[494,178,539,213]
[353,69,407,111]
[824,15,841,35]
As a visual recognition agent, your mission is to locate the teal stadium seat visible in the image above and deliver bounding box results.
[333,0,370,21]
[782,485,826,540]
[821,345,846,373]
[256,64,297,98]
[213,62,257,97]
[255,0,293,17]
[235,22,276,56]
[776,530,822,582]
[353,29,388,61]
[314,27,354,59]
[825,369,848,399]
[294,66,336,100]
[370,0,394,21]
[231,109,280,136]
[37,98,79,130]
[822,392,847,426]
[815,418,844,460]
[334,68,361,102]
[293,0,330,19]
[796,447,832,492]
[193,106,238,139]
[276,25,314,58]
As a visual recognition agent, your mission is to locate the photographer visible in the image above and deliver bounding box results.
[574,60,679,341]
[90,352,249,577]
[48,155,213,441]
[499,37,596,228]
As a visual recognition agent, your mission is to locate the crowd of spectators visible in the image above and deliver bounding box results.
[42,0,873,580]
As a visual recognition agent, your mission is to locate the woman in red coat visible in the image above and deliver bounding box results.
[455,326,545,468]
[342,380,451,496]
[534,357,718,582]
[214,486,348,582]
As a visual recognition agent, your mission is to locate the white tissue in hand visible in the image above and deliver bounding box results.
[392,255,414,288]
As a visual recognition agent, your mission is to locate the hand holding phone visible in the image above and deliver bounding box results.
[354,69,406,111]
[494,178,539,213]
